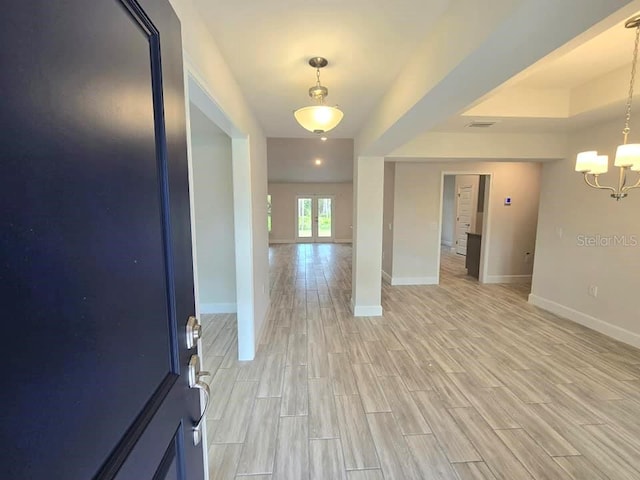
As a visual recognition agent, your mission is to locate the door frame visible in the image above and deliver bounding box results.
[182,59,258,477]
[184,62,256,357]
[437,172,493,284]
[294,194,335,243]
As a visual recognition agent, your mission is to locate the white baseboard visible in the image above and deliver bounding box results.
[353,305,383,317]
[199,302,237,314]
[350,296,383,317]
[381,270,392,284]
[442,241,452,247]
[391,276,438,286]
[269,239,352,245]
[484,274,532,284]
[528,294,640,349]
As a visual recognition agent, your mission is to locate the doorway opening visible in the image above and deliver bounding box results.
[186,70,257,471]
[439,173,490,283]
[189,103,237,316]
[186,70,258,363]
[295,194,335,242]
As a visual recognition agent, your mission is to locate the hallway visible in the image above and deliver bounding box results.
[202,243,640,479]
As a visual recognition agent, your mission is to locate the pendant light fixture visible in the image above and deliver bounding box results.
[293,57,344,134]
[575,15,640,200]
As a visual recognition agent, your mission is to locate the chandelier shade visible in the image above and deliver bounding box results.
[591,155,609,175]
[614,143,640,167]
[294,57,344,134]
[293,105,344,134]
[575,151,598,173]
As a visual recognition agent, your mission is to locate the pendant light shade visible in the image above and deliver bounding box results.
[293,105,344,134]
[294,57,344,134]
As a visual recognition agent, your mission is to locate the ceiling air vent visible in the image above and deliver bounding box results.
[465,121,497,128]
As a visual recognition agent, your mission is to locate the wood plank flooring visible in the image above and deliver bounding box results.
[201,243,640,480]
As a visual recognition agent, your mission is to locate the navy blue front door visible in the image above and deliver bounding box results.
[0,1,205,479]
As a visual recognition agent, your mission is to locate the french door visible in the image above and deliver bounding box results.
[296,195,334,242]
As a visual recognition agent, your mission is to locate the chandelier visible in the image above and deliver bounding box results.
[293,57,344,134]
[575,15,640,200]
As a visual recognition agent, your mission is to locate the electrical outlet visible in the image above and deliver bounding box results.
[524,252,532,264]
[588,285,598,298]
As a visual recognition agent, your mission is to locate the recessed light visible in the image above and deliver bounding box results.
[320,136,328,141]
[314,159,323,166]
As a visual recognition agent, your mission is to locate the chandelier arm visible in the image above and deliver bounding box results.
[619,165,628,191]
[585,173,617,194]
[622,173,640,192]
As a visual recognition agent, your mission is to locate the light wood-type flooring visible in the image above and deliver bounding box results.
[201,243,640,480]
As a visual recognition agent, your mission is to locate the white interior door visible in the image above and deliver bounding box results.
[296,195,334,242]
[455,178,478,255]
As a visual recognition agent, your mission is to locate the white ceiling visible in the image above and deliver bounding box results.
[190,0,640,168]
[433,11,640,136]
[517,17,636,89]
[193,0,451,138]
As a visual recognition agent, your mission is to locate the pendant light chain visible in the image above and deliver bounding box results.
[315,67,324,104]
[623,25,640,143]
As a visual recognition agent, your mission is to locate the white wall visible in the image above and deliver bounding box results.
[441,175,456,247]
[267,138,354,183]
[391,161,541,285]
[268,183,353,243]
[382,163,396,279]
[392,131,568,160]
[169,0,269,360]
[190,109,236,313]
[530,118,640,348]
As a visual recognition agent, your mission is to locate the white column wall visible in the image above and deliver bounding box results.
[351,156,384,316]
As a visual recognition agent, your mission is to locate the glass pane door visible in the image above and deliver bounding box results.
[317,197,332,238]
[297,197,312,239]
[296,195,334,242]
